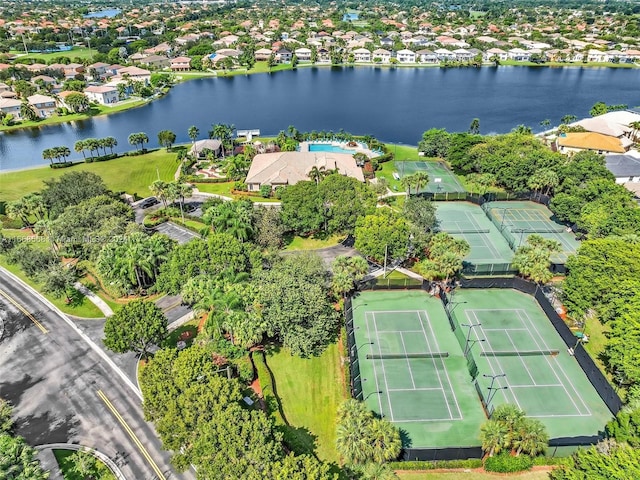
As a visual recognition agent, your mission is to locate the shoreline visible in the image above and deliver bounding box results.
[1,60,637,135]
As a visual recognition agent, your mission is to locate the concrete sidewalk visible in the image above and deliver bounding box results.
[74,282,114,317]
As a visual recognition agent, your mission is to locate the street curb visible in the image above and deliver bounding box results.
[1,267,142,401]
[36,443,127,480]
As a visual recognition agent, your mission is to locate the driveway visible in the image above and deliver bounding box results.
[154,221,200,244]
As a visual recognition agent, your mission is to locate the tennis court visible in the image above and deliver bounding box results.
[449,289,613,439]
[396,161,466,193]
[483,201,580,263]
[436,202,514,264]
[351,291,487,448]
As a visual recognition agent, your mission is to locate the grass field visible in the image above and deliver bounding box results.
[193,182,279,203]
[262,343,345,462]
[0,149,179,202]
[396,470,551,480]
[11,47,99,62]
[53,448,116,480]
[284,233,343,251]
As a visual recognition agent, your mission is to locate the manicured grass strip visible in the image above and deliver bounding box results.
[193,182,279,202]
[0,255,104,318]
[284,234,343,251]
[11,47,99,61]
[0,149,179,202]
[387,144,421,161]
[396,470,551,480]
[53,448,116,480]
[264,343,346,463]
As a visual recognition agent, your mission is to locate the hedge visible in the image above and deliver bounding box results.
[50,162,73,169]
[388,459,483,470]
[484,454,533,473]
[186,176,230,184]
[84,153,118,163]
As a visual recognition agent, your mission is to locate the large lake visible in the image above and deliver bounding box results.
[1,66,639,171]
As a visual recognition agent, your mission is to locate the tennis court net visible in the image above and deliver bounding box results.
[508,227,567,234]
[480,349,559,357]
[366,352,449,360]
[439,229,490,234]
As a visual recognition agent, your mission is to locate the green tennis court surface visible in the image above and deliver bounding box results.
[396,161,466,193]
[436,202,514,265]
[449,289,612,440]
[352,291,486,448]
[483,201,580,263]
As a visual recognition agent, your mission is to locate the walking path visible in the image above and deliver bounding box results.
[73,282,113,317]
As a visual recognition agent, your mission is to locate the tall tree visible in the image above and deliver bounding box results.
[187,125,199,146]
[42,171,108,219]
[103,300,168,359]
[354,210,411,263]
[157,129,177,150]
[512,234,561,284]
[0,433,49,480]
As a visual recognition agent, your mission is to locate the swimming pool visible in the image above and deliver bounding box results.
[307,143,360,154]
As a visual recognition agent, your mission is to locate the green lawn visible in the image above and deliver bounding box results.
[163,320,199,348]
[396,471,551,480]
[387,144,421,161]
[581,314,611,378]
[284,233,343,251]
[261,343,346,462]
[53,449,116,480]
[193,182,279,202]
[0,99,148,132]
[377,160,402,192]
[11,47,99,62]
[0,255,103,318]
[0,149,180,202]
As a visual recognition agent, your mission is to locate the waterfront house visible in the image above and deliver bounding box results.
[115,66,151,84]
[27,93,56,118]
[416,49,438,63]
[396,49,416,63]
[139,54,170,69]
[84,85,118,105]
[255,48,273,61]
[372,48,391,63]
[556,132,629,155]
[245,151,364,191]
[170,57,192,72]
[190,139,222,158]
[434,48,456,61]
[276,48,293,63]
[587,49,611,63]
[453,48,474,62]
[507,48,531,61]
[294,48,312,61]
[0,98,21,120]
[484,48,508,61]
[352,48,371,62]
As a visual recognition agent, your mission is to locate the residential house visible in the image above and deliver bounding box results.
[437,36,469,48]
[190,139,222,158]
[170,56,192,72]
[484,48,508,62]
[434,48,456,61]
[352,48,371,62]
[245,152,364,191]
[84,85,118,105]
[573,111,640,144]
[276,48,292,63]
[396,49,416,63]
[115,66,151,84]
[294,48,312,61]
[62,63,84,79]
[26,63,47,74]
[139,54,170,69]
[372,48,391,63]
[380,37,394,47]
[416,49,438,63]
[556,132,629,155]
[625,49,640,63]
[0,82,9,92]
[255,48,273,61]
[31,75,58,90]
[0,98,21,120]
[587,49,611,63]
[129,52,147,63]
[605,154,640,184]
[144,42,171,55]
[507,48,531,61]
[27,93,57,118]
[88,62,109,80]
[453,48,474,62]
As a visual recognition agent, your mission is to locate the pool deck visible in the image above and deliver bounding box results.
[299,141,378,158]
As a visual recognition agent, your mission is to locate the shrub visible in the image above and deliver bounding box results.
[233,181,248,192]
[259,184,272,198]
[484,454,533,473]
[50,162,73,169]
[232,356,255,384]
[143,215,167,228]
[185,176,229,184]
[387,459,483,470]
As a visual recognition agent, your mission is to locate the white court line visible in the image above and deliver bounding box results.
[464,211,503,259]
[376,330,424,333]
[469,310,522,409]
[504,330,537,385]
[510,384,563,388]
[516,310,590,416]
[371,313,395,421]
[420,310,463,420]
[389,387,444,392]
[365,312,384,417]
[399,332,417,389]
[482,328,529,332]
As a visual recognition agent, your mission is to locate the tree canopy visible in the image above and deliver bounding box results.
[41,171,108,218]
[104,300,168,358]
[354,210,411,263]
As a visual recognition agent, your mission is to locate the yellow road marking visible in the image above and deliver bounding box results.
[0,288,48,334]
[97,390,166,480]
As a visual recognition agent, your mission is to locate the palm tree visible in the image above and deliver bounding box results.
[480,419,508,457]
[400,176,413,195]
[188,125,199,147]
[20,101,38,121]
[6,199,31,228]
[336,414,374,465]
[59,146,71,163]
[42,148,54,165]
[368,418,402,463]
[357,463,398,480]
[74,140,86,161]
[149,180,169,207]
[412,171,430,193]
[104,136,118,154]
[308,165,326,185]
[628,121,640,143]
[513,418,548,456]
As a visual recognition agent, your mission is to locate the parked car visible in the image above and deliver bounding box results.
[139,197,159,209]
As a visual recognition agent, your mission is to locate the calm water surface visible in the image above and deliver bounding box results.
[1,66,639,171]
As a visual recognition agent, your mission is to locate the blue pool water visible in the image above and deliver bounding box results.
[308,143,360,154]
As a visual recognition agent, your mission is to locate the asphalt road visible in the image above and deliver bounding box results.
[0,269,192,480]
